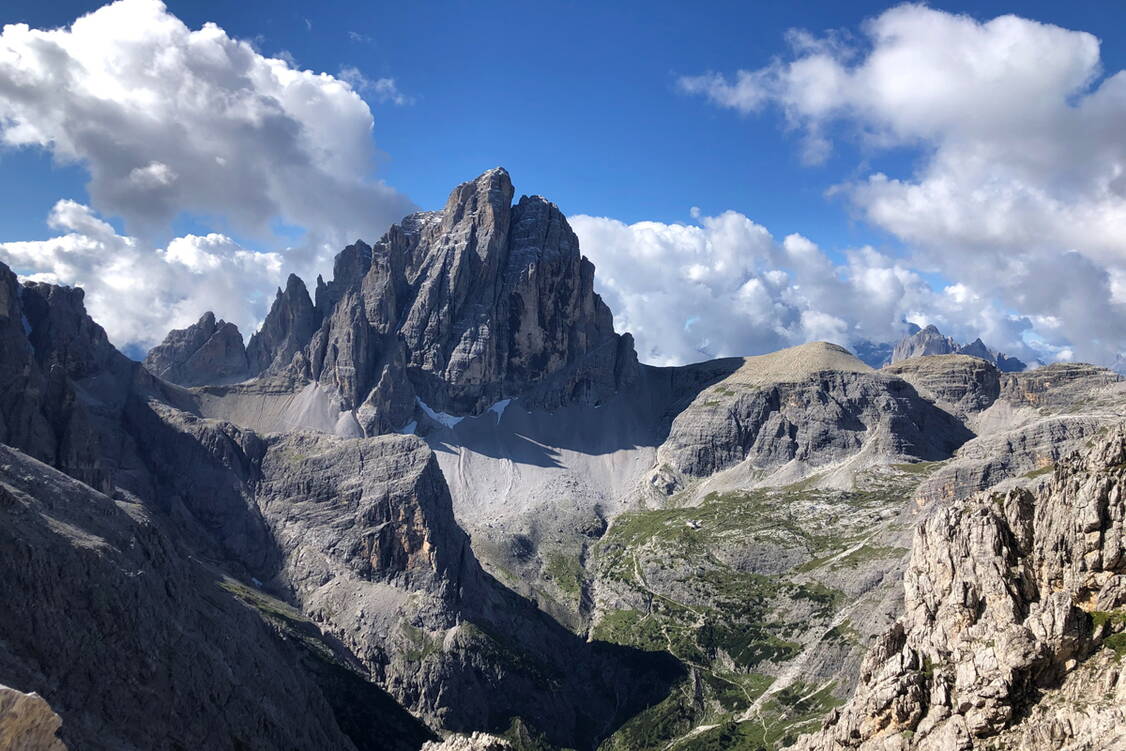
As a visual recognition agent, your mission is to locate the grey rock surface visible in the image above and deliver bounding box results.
[653,343,973,493]
[0,685,66,751]
[143,311,249,386]
[246,273,320,375]
[422,733,512,751]
[0,443,431,751]
[890,325,1026,372]
[881,355,1001,420]
[184,168,637,437]
[793,426,1126,751]
[891,324,959,363]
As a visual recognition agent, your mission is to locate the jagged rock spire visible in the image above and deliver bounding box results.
[143,311,249,387]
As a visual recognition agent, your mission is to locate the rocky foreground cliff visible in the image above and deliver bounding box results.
[3,168,1126,751]
[794,427,1126,751]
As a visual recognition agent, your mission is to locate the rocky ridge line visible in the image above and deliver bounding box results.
[794,425,1126,751]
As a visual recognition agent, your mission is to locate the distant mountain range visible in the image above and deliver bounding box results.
[851,322,1028,372]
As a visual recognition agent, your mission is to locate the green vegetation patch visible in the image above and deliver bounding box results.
[218,576,335,662]
[1103,633,1126,658]
[544,551,585,596]
[461,621,562,685]
[1022,464,1056,479]
[891,460,946,476]
[1090,609,1126,630]
[401,623,441,663]
[599,681,701,751]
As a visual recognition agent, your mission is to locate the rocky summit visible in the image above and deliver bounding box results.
[2,169,1125,751]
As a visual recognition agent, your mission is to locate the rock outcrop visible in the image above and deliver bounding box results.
[891,325,959,363]
[890,325,1026,373]
[176,168,638,437]
[143,311,249,386]
[794,426,1126,751]
[652,343,973,492]
[246,273,319,375]
[881,355,1001,421]
[0,685,66,751]
[913,362,1125,506]
[422,733,512,751]
[0,443,432,751]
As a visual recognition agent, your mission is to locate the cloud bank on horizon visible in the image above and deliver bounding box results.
[0,0,1121,370]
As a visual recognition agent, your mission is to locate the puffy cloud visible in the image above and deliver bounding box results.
[0,0,416,352]
[0,0,413,239]
[1,200,284,351]
[679,4,1126,365]
[571,211,1037,367]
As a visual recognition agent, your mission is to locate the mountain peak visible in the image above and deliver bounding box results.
[155,168,636,431]
[443,166,514,221]
[143,310,248,387]
[890,323,1026,372]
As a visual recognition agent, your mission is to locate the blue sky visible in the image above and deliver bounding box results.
[1,1,1125,366]
[1,0,1121,242]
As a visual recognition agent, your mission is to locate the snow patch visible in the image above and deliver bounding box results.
[416,397,463,429]
[397,420,417,435]
[488,398,512,423]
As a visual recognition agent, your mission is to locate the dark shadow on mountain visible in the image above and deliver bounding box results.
[881,377,976,459]
[424,359,745,465]
[454,566,688,751]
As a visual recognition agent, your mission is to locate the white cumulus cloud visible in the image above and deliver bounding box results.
[571,211,1037,367]
[1,201,284,350]
[679,4,1126,366]
[0,0,415,352]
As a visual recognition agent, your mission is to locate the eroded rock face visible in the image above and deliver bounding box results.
[0,685,66,751]
[0,267,142,492]
[794,426,1126,751]
[422,733,511,751]
[654,343,973,491]
[171,168,637,435]
[143,311,249,386]
[246,273,319,376]
[914,363,1124,506]
[0,444,400,751]
[882,355,1001,420]
[890,325,1026,373]
[892,325,959,363]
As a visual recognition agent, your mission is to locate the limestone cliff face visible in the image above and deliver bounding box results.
[794,426,1126,751]
[0,443,414,751]
[891,325,959,363]
[0,685,66,751]
[313,167,635,421]
[652,343,973,492]
[913,361,1124,507]
[0,264,139,492]
[174,168,637,435]
[890,325,1025,373]
[246,273,319,375]
[143,311,248,386]
[882,355,1001,420]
